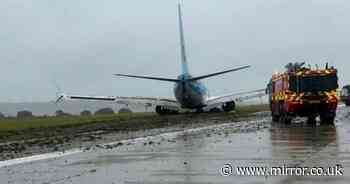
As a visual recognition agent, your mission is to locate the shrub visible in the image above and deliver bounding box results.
[55,110,72,117]
[118,108,133,114]
[95,108,114,115]
[0,112,5,119]
[80,110,92,116]
[17,110,33,119]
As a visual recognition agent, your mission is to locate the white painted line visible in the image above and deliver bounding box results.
[0,149,82,168]
[0,118,269,168]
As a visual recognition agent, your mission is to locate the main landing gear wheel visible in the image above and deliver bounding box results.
[155,105,179,115]
[222,101,236,112]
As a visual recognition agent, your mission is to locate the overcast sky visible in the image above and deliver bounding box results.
[0,0,349,102]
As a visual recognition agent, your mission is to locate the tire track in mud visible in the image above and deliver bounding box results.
[0,112,270,167]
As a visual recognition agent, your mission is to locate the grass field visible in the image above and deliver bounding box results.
[0,104,269,141]
[0,113,155,132]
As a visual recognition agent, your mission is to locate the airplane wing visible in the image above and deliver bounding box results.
[56,93,180,108]
[55,94,116,103]
[114,96,179,107]
[204,89,266,110]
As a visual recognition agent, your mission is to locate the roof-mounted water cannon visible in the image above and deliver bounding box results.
[285,62,305,72]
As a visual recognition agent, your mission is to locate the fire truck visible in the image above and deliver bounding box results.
[341,85,350,106]
[266,62,339,125]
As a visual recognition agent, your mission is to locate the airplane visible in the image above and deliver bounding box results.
[56,2,263,115]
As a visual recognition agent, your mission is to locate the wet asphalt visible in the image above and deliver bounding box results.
[1,106,350,184]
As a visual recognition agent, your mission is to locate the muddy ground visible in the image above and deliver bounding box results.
[1,107,349,184]
[0,110,267,161]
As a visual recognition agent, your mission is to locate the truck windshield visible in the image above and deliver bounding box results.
[289,74,338,92]
[342,86,350,96]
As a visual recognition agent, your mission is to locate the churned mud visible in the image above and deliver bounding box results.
[0,106,269,161]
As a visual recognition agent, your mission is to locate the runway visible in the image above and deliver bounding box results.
[1,107,350,184]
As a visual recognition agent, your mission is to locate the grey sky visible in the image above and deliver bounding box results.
[0,0,349,102]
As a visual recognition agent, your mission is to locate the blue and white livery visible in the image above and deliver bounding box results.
[57,2,263,114]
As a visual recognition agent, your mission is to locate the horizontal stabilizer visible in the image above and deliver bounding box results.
[114,74,180,82]
[190,65,250,81]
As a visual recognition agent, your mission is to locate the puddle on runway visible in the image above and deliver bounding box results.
[1,107,350,184]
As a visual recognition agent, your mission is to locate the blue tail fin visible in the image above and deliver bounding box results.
[178,2,189,75]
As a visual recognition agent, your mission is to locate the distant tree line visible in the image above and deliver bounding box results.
[94,108,114,115]
[55,110,72,117]
[0,107,133,121]
[17,110,33,119]
[118,107,132,114]
[0,112,5,119]
[80,110,92,116]
[0,110,34,119]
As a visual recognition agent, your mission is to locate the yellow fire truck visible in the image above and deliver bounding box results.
[266,63,339,125]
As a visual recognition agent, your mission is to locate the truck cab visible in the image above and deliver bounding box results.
[267,63,339,125]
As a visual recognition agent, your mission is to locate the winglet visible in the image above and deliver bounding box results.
[55,93,66,104]
[51,77,66,104]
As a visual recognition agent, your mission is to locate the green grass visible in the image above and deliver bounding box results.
[0,104,269,141]
[0,113,155,132]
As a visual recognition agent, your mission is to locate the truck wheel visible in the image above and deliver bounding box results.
[272,115,279,122]
[307,116,316,125]
[320,116,335,125]
[284,116,292,124]
[278,116,283,124]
